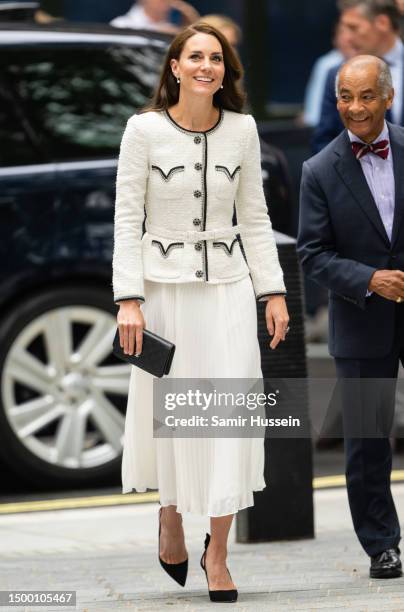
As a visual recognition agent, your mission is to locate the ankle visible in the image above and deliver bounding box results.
[206,544,227,564]
[160,507,183,529]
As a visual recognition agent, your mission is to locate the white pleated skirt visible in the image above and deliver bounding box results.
[121,274,266,517]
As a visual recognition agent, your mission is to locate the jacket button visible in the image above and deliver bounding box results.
[194,162,202,171]
[195,242,202,251]
[195,270,204,278]
[194,136,201,144]
[193,218,201,226]
[193,190,202,198]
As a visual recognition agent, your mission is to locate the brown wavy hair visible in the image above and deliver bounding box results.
[143,22,246,114]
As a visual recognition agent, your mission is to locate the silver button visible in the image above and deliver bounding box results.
[193,218,201,226]
[194,136,201,144]
[195,242,203,251]
[194,190,202,198]
[195,270,204,278]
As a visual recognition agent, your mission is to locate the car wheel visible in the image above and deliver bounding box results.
[0,285,130,489]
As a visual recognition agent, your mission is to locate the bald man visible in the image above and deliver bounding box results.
[298,55,404,579]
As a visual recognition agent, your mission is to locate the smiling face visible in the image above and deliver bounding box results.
[170,32,225,98]
[336,60,394,142]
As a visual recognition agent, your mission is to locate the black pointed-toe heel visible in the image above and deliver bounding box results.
[200,532,238,603]
[158,507,188,587]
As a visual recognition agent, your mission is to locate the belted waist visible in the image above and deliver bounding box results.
[145,222,243,243]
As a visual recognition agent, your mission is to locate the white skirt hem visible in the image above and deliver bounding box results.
[121,480,267,517]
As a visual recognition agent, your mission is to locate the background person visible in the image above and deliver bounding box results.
[112,22,289,602]
[110,0,200,33]
[198,14,242,48]
[303,21,356,127]
[396,0,404,38]
[312,0,404,153]
[35,0,64,23]
[298,55,404,579]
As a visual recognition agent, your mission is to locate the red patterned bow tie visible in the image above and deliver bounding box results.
[351,139,389,160]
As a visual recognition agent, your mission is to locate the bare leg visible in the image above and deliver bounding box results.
[204,514,236,590]
[159,505,188,564]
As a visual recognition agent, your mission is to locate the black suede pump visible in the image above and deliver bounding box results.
[200,532,238,603]
[158,507,188,587]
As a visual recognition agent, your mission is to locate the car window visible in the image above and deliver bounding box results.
[2,43,166,162]
[0,77,39,167]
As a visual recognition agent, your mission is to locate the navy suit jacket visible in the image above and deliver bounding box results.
[297,122,404,358]
[312,60,404,154]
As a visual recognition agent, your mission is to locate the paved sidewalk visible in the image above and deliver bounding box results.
[1,486,404,611]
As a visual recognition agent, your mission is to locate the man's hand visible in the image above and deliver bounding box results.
[368,270,404,301]
[265,296,289,350]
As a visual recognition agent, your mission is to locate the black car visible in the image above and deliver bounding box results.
[0,2,38,22]
[0,22,293,489]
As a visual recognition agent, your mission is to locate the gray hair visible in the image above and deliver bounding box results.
[335,57,393,98]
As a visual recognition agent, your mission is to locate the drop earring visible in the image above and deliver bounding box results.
[177,77,181,84]
[220,84,224,89]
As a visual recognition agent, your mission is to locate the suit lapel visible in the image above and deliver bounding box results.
[389,123,404,248]
[333,130,390,246]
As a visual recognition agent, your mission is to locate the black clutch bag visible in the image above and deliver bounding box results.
[112,328,176,378]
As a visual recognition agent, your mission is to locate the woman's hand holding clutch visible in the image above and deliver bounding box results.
[265,296,289,350]
[116,300,146,356]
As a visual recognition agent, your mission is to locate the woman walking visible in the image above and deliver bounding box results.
[112,22,289,603]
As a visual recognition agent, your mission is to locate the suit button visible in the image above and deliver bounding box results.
[195,242,202,251]
[195,270,204,278]
[194,162,202,171]
[193,218,201,226]
[194,136,201,144]
[193,190,202,198]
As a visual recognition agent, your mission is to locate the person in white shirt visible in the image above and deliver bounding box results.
[110,0,200,33]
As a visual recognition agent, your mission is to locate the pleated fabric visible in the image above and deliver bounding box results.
[121,275,266,517]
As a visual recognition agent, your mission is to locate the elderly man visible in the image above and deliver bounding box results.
[110,0,199,33]
[313,0,404,153]
[298,55,404,578]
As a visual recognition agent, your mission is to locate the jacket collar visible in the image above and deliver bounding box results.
[163,107,224,135]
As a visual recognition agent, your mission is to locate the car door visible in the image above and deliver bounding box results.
[0,58,59,292]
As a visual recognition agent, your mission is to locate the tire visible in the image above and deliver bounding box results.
[0,285,129,490]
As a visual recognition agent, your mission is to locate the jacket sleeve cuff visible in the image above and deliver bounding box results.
[114,295,145,305]
[256,291,287,302]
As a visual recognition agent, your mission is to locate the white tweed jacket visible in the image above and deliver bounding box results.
[112,107,286,304]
